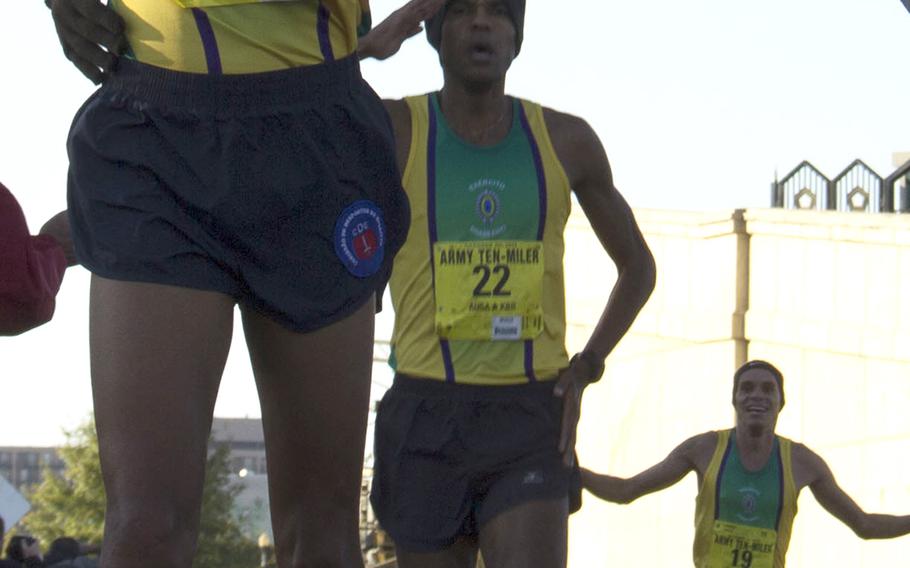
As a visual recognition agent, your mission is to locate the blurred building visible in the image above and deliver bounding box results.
[0,418,266,491]
[0,447,64,491]
[210,417,267,476]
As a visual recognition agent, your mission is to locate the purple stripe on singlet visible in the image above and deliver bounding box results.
[518,102,547,383]
[517,103,548,242]
[426,96,456,383]
[714,435,734,520]
[317,1,336,62]
[773,443,784,529]
[523,342,537,383]
[191,9,222,74]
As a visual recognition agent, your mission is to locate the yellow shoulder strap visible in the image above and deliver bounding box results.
[693,430,731,567]
[773,436,799,567]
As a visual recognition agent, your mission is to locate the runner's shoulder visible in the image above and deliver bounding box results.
[786,440,831,488]
[670,431,718,472]
[541,106,597,149]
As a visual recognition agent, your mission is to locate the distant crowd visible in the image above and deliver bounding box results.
[1,516,98,568]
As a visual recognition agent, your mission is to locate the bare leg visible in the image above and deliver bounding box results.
[242,297,376,568]
[477,499,568,568]
[91,277,235,568]
[396,538,479,568]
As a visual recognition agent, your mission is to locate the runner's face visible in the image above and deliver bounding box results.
[440,0,516,84]
[734,368,781,427]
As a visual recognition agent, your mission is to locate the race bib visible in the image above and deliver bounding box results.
[707,521,776,568]
[433,240,544,341]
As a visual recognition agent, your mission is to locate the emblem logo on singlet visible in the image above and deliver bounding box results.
[334,200,386,278]
[469,178,507,238]
[737,486,760,522]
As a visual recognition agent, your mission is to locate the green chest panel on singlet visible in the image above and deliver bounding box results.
[716,435,783,531]
[431,95,542,242]
[429,95,547,342]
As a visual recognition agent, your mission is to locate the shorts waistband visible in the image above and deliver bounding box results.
[105,55,362,115]
[392,373,556,401]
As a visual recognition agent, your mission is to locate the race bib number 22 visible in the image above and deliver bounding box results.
[433,240,544,341]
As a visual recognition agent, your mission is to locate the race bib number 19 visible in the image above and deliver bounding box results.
[433,240,544,341]
[707,521,776,568]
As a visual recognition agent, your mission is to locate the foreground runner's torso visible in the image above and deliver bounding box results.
[111,0,366,73]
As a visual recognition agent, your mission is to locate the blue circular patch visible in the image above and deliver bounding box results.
[476,190,500,224]
[334,200,386,278]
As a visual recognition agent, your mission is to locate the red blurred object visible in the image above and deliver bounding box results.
[0,181,67,335]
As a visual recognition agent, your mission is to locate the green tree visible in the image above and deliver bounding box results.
[23,420,105,544]
[24,418,260,568]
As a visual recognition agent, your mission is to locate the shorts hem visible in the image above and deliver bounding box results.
[83,263,240,300]
[476,490,570,530]
[250,277,382,334]
[380,530,462,555]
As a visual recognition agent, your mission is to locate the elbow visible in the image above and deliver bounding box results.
[608,482,638,505]
[641,251,657,296]
[615,491,636,505]
[622,249,657,299]
[851,516,873,540]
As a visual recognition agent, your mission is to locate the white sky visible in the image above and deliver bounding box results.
[0,0,908,446]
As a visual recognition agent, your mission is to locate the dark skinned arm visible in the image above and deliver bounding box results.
[581,434,706,504]
[545,109,657,466]
[802,445,910,539]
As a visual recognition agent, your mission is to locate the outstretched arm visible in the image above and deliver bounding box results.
[358,0,445,61]
[804,446,910,539]
[581,435,702,504]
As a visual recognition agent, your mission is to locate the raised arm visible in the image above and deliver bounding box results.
[581,435,703,504]
[358,0,445,61]
[802,445,910,539]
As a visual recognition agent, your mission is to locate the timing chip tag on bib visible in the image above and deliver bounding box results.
[707,521,776,568]
[433,240,544,341]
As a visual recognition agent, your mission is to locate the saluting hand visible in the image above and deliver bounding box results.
[48,0,127,84]
[359,0,446,61]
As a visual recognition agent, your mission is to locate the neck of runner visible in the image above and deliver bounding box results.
[438,85,512,147]
[734,424,776,471]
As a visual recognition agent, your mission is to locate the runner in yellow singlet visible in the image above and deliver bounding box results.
[582,360,910,567]
[368,2,656,566]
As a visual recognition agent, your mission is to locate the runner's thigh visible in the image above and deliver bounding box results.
[90,277,235,566]
[241,296,375,567]
[478,498,568,568]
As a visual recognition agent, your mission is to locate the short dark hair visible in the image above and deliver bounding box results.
[45,537,82,564]
[733,360,785,408]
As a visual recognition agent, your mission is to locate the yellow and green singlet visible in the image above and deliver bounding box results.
[389,94,572,385]
[110,0,370,74]
[694,429,799,568]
